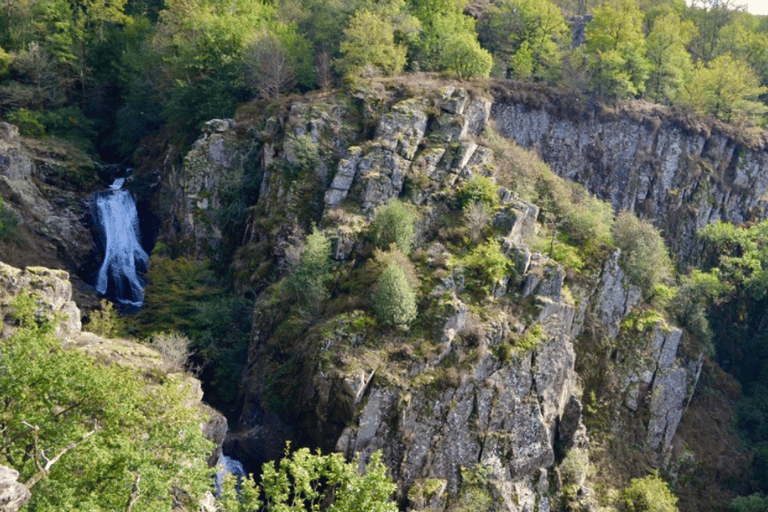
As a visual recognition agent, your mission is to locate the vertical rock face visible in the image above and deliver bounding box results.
[193,84,707,510]
[492,99,768,262]
[159,118,253,259]
[0,122,97,296]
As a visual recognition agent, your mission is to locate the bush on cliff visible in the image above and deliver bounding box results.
[219,448,397,512]
[373,262,418,330]
[286,227,333,316]
[612,211,673,297]
[621,473,678,512]
[372,199,417,254]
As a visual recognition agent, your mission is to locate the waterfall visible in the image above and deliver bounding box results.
[94,179,149,307]
[215,453,246,495]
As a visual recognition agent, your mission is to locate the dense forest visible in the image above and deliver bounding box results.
[1,0,767,162]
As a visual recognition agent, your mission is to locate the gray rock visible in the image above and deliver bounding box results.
[492,100,768,263]
[647,367,688,452]
[0,465,30,512]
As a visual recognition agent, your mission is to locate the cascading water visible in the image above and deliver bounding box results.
[94,178,149,308]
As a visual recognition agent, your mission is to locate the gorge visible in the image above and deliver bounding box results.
[0,79,763,511]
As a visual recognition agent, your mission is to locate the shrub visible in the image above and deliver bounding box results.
[463,201,492,242]
[222,448,398,511]
[7,108,45,137]
[621,473,679,512]
[372,247,420,290]
[612,211,673,296]
[670,269,729,353]
[286,227,333,316]
[84,299,123,337]
[439,32,494,79]
[373,263,418,330]
[729,494,768,512]
[458,239,511,292]
[147,331,194,372]
[559,448,589,487]
[372,199,417,254]
[456,175,499,209]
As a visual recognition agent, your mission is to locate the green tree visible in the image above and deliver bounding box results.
[336,8,407,79]
[621,473,679,512]
[372,199,417,254]
[611,211,673,297]
[686,0,742,63]
[439,31,493,79]
[718,12,768,87]
[154,0,274,133]
[0,293,212,511]
[286,227,333,316]
[220,447,398,511]
[645,11,696,103]
[583,0,650,98]
[476,0,567,81]
[373,263,418,330]
[681,53,767,125]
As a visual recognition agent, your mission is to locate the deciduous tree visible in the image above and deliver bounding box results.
[583,0,650,98]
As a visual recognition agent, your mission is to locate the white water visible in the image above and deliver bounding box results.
[95,179,149,307]
[215,453,246,495]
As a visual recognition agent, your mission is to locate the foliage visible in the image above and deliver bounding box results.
[0,293,213,511]
[583,0,651,98]
[669,269,728,349]
[612,211,673,296]
[337,9,407,80]
[515,323,545,351]
[729,493,768,512]
[147,331,194,372]
[372,199,417,254]
[621,473,679,512]
[555,185,614,257]
[645,11,696,103]
[7,107,45,136]
[438,32,493,79]
[128,255,251,414]
[219,443,397,510]
[286,227,333,316]
[457,239,512,292]
[130,255,221,337]
[373,262,418,330]
[372,246,420,290]
[451,464,493,512]
[84,299,123,337]
[477,0,567,81]
[681,53,768,126]
[243,23,314,99]
[456,175,499,209]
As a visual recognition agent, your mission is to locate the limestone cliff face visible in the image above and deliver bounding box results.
[174,83,703,510]
[492,97,768,262]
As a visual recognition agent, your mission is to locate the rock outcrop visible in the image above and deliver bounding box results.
[0,123,98,297]
[179,83,703,510]
[0,465,30,512]
[492,97,768,263]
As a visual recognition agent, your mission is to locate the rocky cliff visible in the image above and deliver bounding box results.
[0,122,111,308]
[491,90,768,264]
[160,80,711,510]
